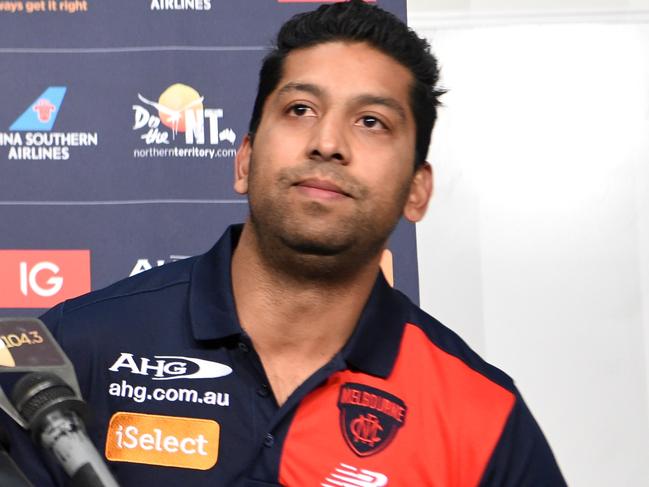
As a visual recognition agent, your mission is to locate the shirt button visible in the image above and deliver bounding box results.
[238,342,249,352]
[257,384,270,397]
[263,433,274,447]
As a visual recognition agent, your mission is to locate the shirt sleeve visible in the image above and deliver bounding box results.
[478,391,567,486]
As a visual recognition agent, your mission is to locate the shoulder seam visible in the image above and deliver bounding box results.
[63,278,189,315]
[404,321,515,393]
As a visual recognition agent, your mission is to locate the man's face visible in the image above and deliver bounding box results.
[235,41,431,272]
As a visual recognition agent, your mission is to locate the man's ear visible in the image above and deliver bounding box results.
[403,162,433,223]
[234,133,252,195]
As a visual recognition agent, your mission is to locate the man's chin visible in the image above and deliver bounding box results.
[279,234,352,257]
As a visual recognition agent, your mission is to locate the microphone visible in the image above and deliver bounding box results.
[11,372,119,487]
[0,422,33,487]
[0,317,82,428]
[0,318,119,487]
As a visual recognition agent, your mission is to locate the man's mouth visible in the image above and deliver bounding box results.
[294,178,352,199]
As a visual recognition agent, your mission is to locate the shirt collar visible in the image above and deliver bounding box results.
[189,224,244,341]
[189,224,408,378]
[341,272,408,379]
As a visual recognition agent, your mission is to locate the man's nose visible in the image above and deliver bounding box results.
[307,113,350,164]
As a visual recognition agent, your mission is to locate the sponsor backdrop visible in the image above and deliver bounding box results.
[0,0,416,318]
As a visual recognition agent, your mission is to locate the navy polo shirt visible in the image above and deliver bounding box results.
[1,224,565,486]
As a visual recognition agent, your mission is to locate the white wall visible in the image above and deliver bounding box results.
[408,0,649,13]
[411,9,649,486]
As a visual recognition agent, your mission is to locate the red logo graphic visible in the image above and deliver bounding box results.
[277,1,374,3]
[0,250,91,308]
[349,413,383,447]
[338,383,406,457]
[32,98,56,123]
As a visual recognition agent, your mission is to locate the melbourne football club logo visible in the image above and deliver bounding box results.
[337,383,407,457]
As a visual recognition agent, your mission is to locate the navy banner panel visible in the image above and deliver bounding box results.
[0,0,416,317]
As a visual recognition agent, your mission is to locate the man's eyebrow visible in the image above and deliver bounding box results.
[352,94,407,122]
[276,83,407,121]
[277,82,323,98]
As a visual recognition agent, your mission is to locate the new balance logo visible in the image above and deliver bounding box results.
[321,463,388,487]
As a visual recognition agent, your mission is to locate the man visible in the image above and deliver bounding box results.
[3,1,566,485]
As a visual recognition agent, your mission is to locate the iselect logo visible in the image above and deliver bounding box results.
[106,412,219,470]
[108,353,232,381]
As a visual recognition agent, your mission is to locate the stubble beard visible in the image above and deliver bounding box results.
[246,155,409,284]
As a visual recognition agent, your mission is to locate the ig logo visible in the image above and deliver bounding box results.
[19,262,63,297]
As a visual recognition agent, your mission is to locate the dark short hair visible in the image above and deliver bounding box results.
[248,0,444,167]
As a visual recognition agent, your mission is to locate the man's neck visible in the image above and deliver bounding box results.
[230,222,380,405]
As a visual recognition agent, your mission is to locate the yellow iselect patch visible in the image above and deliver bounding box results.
[105,412,219,470]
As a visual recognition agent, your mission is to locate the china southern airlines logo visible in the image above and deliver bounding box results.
[109,353,232,381]
[321,463,388,487]
[10,86,66,131]
[1,86,98,160]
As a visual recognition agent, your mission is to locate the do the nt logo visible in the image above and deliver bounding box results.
[0,250,91,308]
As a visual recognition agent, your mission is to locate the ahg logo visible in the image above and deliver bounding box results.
[129,255,189,277]
[109,353,233,381]
[0,250,91,308]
